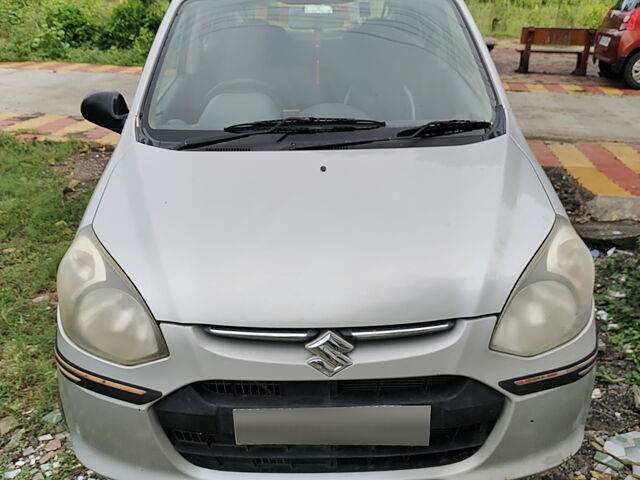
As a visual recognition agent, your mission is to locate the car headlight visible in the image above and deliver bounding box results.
[57,228,169,365]
[490,216,594,357]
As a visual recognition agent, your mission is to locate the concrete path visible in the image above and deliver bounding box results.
[0,67,139,117]
[507,92,640,144]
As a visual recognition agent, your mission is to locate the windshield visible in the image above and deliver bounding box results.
[614,0,640,10]
[142,0,495,147]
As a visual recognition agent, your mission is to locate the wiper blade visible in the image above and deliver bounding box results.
[397,120,491,138]
[224,117,385,133]
[174,117,385,150]
[290,120,493,150]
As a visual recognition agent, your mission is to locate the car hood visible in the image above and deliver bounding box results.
[93,136,555,328]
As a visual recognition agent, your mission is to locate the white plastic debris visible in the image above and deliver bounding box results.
[592,388,604,400]
[608,290,626,298]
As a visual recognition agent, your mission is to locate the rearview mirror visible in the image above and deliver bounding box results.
[81,91,129,134]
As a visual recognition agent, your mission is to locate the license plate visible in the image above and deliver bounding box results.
[233,405,431,446]
[599,36,611,47]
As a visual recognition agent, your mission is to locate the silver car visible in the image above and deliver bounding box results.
[56,0,597,478]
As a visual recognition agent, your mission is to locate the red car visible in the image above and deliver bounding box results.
[595,0,640,88]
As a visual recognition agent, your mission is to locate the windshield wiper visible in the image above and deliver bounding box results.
[173,117,385,150]
[290,119,493,150]
[225,117,385,133]
[396,119,491,138]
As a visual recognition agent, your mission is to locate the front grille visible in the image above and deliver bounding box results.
[202,380,282,397]
[155,376,504,473]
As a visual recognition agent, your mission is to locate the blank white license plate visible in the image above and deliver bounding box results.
[233,405,431,446]
[599,36,611,47]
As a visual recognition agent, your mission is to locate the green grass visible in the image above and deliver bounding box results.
[0,134,93,478]
[0,0,164,66]
[594,243,640,385]
[0,134,89,424]
[466,0,611,38]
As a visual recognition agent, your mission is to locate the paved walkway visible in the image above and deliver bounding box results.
[531,140,640,197]
[1,110,638,197]
[502,82,640,96]
[0,112,116,145]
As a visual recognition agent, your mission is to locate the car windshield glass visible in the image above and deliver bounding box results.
[614,0,639,10]
[143,0,494,145]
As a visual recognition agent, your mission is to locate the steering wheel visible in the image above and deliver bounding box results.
[205,78,282,107]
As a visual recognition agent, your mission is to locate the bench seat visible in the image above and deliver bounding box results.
[516,27,596,75]
[515,46,587,54]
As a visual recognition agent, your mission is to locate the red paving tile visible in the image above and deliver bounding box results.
[575,143,640,195]
[15,133,45,141]
[68,64,97,72]
[544,84,566,93]
[47,62,70,70]
[583,86,606,95]
[0,117,19,128]
[37,117,79,134]
[507,82,528,91]
[83,126,111,141]
[529,140,561,167]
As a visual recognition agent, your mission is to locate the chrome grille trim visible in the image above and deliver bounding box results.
[205,327,312,342]
[351,321,455,339]
[204,320,455,342]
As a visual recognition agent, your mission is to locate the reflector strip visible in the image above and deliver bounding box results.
[499,344,598,396]
[56,362,81,382]
[54,347,162,405]
[55,350,145,395]
[513,351,598,386]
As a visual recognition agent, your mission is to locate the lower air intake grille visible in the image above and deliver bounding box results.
[155,376,504,473]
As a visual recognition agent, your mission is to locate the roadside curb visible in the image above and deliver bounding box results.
[0,112,116,145]
[0,61,142,75]
[503,81,640,96]
[530,140,640,197]
[586,195,640,221]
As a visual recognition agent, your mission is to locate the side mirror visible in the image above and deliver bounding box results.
[81,91,129,134]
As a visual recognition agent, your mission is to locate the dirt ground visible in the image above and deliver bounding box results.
[490,38,617,85]
[519,169,640,480]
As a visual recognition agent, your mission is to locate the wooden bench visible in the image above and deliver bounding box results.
[516,27,596,76]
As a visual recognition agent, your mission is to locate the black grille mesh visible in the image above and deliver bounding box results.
[155,376,504,473]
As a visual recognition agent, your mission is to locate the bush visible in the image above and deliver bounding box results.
[43,1,99,48]
[467,0,611,36]
[101,0,162,50]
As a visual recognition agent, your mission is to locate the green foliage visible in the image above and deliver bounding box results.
[0,0,167,65]
[467,0,612,37]
[100,0,162,49]
[594,242,640,385]
[42,1,99,48]
[0,134,89,417]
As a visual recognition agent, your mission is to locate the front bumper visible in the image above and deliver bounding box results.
[57,314,596,480]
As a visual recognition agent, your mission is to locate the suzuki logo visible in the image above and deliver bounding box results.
[305,330,354,377]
